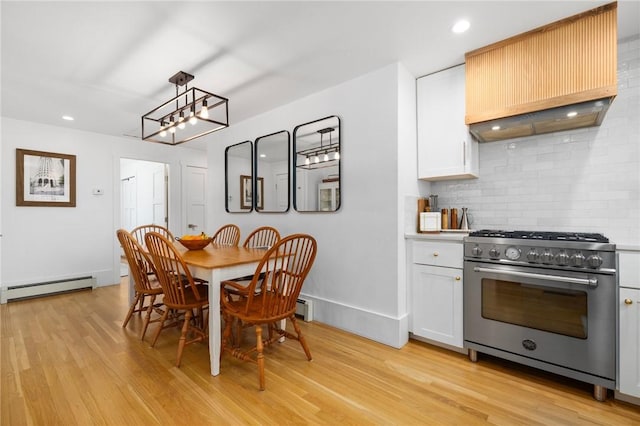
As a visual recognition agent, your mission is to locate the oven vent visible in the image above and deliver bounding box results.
[295,298,313,322]
[6,276,95,302]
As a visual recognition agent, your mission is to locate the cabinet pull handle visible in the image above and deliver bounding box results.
[462,140,466,166]
[625,298,633,305]
[433,252,439,257]
[455,276,461,281]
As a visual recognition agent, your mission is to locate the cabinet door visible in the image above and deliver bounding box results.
[417,64,478,181]
[620,287,640,398]
[411,264,463,348]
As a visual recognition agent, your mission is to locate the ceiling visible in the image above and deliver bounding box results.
[2,1,638,151]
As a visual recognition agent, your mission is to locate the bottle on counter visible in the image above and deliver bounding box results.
[450,208,458,230]
[459,207,469,230]
[441,208,449,230]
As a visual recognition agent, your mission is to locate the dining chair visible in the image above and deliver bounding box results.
[116,229,165,341]
[220,233,317,390]
[145,231,209,367]
[212,224,241,246]
[243,226,280,249]
[131,224,175,246]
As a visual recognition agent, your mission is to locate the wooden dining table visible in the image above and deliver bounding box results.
[176,243,268,376]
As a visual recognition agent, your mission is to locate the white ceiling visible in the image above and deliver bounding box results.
[2,1,638,151]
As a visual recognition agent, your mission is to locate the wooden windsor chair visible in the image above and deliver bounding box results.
[212,224,240,247]
[220,233,317,390]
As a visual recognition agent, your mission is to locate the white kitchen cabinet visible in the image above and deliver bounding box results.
[318,181,339,212]
[618,250,640,402]
[409,239,463,349]
[417,64,479,181]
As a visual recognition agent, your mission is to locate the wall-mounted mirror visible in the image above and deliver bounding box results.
[255,130,290,212]
[293,115,341,212]
[225,140,253,213]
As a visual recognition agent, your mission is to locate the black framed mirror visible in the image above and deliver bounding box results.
[254,130,290,212]
[293,115,341,212]
[225,140,253,213]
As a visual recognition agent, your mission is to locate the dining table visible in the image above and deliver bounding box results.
[175,243,268,376]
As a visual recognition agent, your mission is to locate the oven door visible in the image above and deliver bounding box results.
[463,261,616,381]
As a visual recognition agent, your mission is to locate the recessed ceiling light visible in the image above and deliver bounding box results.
[260,154,266,158]
[492,125,501,131]
[62,115,74,121]
[452,19,470,34]
[567,111,578,118]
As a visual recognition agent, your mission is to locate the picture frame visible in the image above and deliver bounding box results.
[240,174,252,209]
[256,177,264,210]
[16,148,76,207]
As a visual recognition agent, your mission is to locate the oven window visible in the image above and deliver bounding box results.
[481,279,587,339]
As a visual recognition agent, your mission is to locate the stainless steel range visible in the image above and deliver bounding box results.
[463,230,616,401]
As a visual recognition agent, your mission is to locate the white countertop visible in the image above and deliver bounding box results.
[405,231,469,242]
[617,244,640,252]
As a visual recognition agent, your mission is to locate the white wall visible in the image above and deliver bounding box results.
[432,35,640,246]
[0,118,206,301]
[207,63,418,347]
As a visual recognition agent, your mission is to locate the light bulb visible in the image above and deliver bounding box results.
[159,129,167,137]
[334,151,340,160]
[200,99,209,119]
[314,156,320,164]
[169,126,176,134]
[305,157,310,166]
[178,121,185,130]
[189,111,198,125]
[177,113,185,129]
[323,153,329,162]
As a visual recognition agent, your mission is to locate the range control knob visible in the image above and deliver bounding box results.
[570,252,586,267]
[472,246,483,257]
[526,249,539,263]
[489,247,500,258]
[540,250,553,264]
[555,251,569,266]
[586,254,603,269]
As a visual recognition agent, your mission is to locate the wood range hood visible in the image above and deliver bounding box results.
[465,2,617,143]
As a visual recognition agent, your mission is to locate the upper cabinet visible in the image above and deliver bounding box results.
[417,64,478,181]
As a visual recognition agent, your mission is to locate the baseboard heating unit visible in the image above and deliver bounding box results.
[295,298,313,322]
[6,276,95,302]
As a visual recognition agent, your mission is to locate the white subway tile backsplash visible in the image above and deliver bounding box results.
[432,36,640,245]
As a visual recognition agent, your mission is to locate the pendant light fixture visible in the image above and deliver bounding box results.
[142,71,229,145]
[296,126,340,170]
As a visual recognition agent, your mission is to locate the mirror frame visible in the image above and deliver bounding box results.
[293,115,341,212]
[224,140,253,213]
[254,130,291,213]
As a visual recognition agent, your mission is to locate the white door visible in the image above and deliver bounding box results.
[152,165,167,226]
[276,172,288,210]
[121,176,137,231]
[185,165,208,235]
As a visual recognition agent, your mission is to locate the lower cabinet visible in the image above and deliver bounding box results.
[409,239,464,349]
[619,287,640,399]
[411,264,463,348]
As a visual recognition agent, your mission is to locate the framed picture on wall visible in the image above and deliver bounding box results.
[256,177,264,210]
[16,148,76,207]
[240,174,252,209]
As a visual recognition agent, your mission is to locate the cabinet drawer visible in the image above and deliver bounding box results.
[412,241,463,268]
[619,251,640,289]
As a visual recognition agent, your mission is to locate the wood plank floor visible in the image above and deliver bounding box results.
[2,279,639,425]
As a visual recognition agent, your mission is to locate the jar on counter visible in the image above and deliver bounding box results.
[441,208,449,229]
[450,208,458,230]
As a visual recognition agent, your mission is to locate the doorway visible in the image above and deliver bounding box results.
[120,158,169,232]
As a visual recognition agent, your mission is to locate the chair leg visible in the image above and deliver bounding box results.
[151,308,170,347]
[176,309,192,367]
[122,293,142,328]
[221,314,234,361]
[290,316,312,361]
[256,325,265,391]
[140,294,156,341]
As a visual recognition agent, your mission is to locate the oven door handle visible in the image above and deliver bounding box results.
[473,266,598,287]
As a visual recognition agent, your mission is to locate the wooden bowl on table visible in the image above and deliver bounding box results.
[176,236,212,250]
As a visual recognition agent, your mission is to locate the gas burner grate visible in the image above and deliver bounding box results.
[469,229,609,243]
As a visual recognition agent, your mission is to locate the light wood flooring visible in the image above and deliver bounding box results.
[2,278,639,425]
